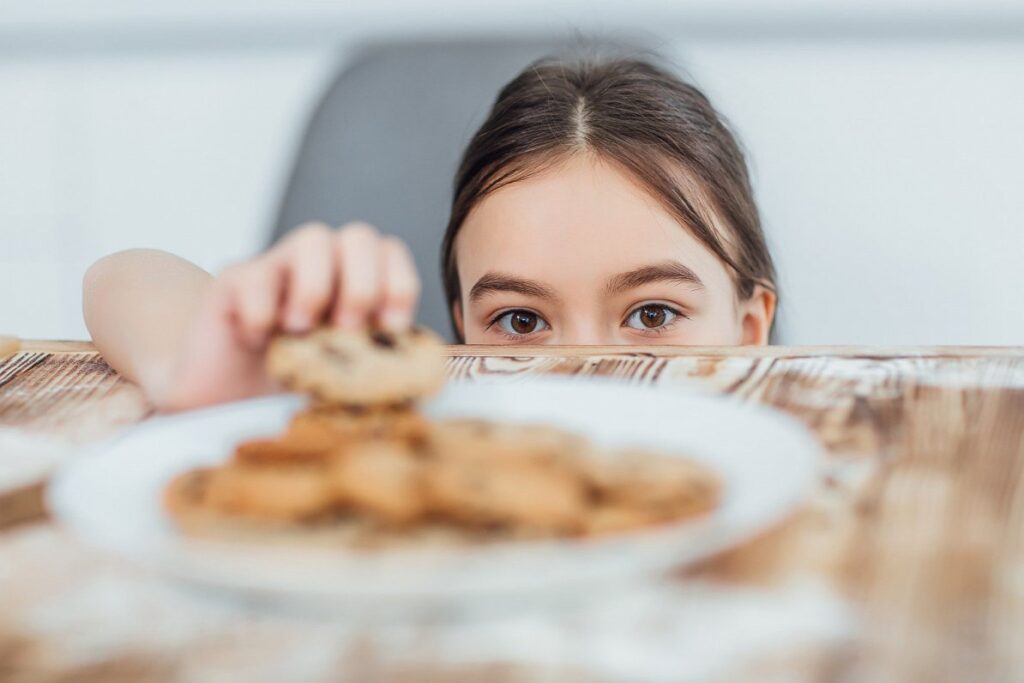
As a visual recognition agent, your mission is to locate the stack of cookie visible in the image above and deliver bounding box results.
[166,326,721,545]
[167,327,444,529]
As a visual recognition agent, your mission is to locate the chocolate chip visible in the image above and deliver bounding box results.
[477,520,509,533]
[409,436,431,454]
[342,404,369,416]
[371,331,397,349]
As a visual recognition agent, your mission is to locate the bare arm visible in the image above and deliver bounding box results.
[83,248,213,401]
[82,224,421,412]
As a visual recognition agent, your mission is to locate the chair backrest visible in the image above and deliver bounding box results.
[275,40,631,341]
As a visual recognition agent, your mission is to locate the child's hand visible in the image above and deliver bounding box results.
[158,222,421,411]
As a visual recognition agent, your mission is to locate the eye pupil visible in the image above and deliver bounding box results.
[511,311,537,334]
[640,305,666,328]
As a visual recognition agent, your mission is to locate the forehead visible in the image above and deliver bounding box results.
[454,154,735,296]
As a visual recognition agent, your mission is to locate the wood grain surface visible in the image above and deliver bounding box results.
[1,344,1022,683]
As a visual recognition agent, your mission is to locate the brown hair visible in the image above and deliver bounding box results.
[441,55,777,341]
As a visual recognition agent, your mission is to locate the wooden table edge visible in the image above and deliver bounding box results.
[14,340,1024,358]
[445,344,1024,358]
[15,340,97,353]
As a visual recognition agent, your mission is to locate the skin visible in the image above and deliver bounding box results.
[453,153,775,346]
[84,223,420,411]
[83,154,773,412]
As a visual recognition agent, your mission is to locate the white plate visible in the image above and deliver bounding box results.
[48,377,821,615]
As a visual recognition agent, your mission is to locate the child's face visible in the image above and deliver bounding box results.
[453,154,774,346]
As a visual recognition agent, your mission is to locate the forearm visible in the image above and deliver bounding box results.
[83,249,212,398]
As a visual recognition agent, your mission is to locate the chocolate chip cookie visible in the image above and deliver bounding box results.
[267,327,445,406]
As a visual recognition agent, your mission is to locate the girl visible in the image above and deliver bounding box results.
[84,56,777,411]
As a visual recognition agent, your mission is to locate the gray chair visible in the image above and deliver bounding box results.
[272,39,644,341]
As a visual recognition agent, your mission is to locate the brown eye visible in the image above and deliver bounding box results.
[625,304,679,331]
[495,310,549,336]
[639,305,666,328]
[511,312,537,333]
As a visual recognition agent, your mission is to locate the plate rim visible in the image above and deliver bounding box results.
[47,376,823,608]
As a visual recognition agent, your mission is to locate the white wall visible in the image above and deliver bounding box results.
[1,4,1022,343]
[0,49,339,340]
[678,41,1024,344]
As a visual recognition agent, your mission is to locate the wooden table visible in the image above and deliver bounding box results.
[2,341,1023,683]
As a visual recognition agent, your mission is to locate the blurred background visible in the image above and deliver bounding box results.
[1,0,1022,344]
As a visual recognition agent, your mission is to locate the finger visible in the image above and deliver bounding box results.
[377,236,421,331]
[330,222,382,330]
[272,224,335,332]
[218,261,282,349]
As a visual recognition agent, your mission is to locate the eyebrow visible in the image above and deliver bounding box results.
[605,261,705,294]
[468,272,559,303]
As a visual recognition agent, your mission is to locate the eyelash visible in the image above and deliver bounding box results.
[485,303,687,339]
[485,309,550,339]
[622,302,688,335]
